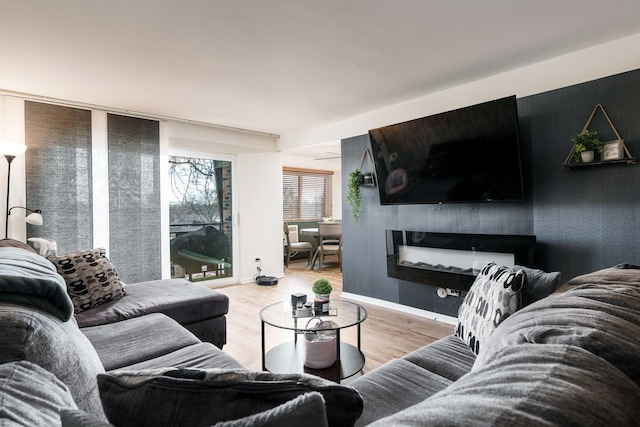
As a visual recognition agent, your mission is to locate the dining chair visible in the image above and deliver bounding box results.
[317,222,342,271]
[283,222,315,268]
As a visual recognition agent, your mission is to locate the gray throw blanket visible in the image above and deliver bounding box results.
[0,247,73,321]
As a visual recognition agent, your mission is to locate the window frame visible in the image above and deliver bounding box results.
[283,167,334,221]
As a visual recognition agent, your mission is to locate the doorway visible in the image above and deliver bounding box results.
[168,155,233,282]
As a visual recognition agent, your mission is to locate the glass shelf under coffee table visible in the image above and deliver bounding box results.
[260,299,367,383]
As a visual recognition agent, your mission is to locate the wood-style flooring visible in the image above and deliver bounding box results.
[215,259,453,375]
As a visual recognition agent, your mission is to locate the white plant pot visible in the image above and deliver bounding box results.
[580,151,595,163]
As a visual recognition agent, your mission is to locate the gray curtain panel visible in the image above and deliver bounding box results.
[25,101,93,253]
[107,114,161,283]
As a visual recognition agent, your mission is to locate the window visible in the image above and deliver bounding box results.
[283,167,333,221]
[169,156,233,282]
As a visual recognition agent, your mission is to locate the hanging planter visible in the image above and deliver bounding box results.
[347,169,363,223]
[346,148,377,223]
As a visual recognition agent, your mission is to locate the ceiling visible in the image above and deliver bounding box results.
[2,1,640,158]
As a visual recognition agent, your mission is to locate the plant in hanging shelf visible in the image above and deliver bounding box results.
[360,172,375,187]
[347,168,363,223]
[571,130,604,163]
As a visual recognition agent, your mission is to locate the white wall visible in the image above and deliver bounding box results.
[0,96,26,241]
[237,152,284,282]
[278,33,640,150]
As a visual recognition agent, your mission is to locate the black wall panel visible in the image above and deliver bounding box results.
[342,68,640,317]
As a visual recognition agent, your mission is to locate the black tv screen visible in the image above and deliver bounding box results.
[369,95,524,205]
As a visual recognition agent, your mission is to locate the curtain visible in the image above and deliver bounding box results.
[25,101,93,253]
[108,114,161,283]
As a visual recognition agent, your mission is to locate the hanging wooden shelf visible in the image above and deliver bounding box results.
[562,104,636,169]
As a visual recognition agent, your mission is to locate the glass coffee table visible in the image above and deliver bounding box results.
[260,299,367,382]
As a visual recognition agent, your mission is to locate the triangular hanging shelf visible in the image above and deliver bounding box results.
[357,148,377,187]
[562,104,636,169]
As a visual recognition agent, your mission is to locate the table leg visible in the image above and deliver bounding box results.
[335,328,341,382]
[261,320,266,371]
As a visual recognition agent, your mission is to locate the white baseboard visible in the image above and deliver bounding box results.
[340,292,458,325]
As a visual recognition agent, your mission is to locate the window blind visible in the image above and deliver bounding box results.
[108,114,161,283]
[25,101,93,253]
[283,167,333,221]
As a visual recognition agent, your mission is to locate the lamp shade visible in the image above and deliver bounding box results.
[25,212,43,226]
[0,141,27,157]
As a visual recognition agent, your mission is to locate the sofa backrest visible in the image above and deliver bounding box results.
[0,304,106,419]
[0,246,107,419]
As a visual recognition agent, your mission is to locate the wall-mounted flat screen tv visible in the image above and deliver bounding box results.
[369,95,524,205]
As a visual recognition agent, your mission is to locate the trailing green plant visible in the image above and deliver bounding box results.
[347,168,363,223]
[571,130,604,161]
[311,278,332,295]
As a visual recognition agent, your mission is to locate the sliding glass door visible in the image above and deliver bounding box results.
[168,155,233,282]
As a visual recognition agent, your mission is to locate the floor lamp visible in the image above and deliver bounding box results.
[1,141,28,238]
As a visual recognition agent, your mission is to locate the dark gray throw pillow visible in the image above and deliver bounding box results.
[98,368,363,427]
[212,392,328,427]
[515,265,561,305]
[60,409,115,427]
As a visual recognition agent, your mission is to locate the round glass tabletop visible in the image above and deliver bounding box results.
[260,299,368,331]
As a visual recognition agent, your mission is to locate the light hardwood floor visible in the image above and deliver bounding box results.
[215,259,453,375]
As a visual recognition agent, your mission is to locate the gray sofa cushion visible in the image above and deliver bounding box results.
[474,281,640,386]
[0,361,78,427]
[98,368,363,427]
[371,344,640,426]
[74,279,229,327]
[0,246,74,321]
[0,305,106,419]
[119,342,245,371]
[402,334,475,381]
[350,359,452,427]
[81,312,202,371]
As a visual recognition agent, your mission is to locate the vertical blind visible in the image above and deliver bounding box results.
[25,101,94,253]
[108,114,161,283]
[25,103,161,284]
[283,167,333,221]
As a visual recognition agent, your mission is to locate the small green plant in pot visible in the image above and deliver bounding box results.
[347,169,363,223]
[572,130,604,163]
[311,278,332,298]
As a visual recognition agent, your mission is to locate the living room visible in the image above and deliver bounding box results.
[0,0,640,426]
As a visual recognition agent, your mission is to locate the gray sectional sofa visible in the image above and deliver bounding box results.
[3,239,640,426]
[349,264,640,426]
[0,243,362,427]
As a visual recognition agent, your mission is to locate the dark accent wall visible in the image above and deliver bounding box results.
[342,68,640,317]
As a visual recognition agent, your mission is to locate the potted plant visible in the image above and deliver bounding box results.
[311,277,332,299]
[572,130,604,163]
[347,169,363,223]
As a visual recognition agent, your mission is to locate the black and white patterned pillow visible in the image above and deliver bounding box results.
[48,248,125,314]
[455,262,525,355]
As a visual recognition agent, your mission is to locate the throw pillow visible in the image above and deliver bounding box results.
[98,368,363,427]
[48,248,126,314]
[454,262,525,355]
[516,265,561,306]
[212,392,328,427]
[0,360,78,426]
